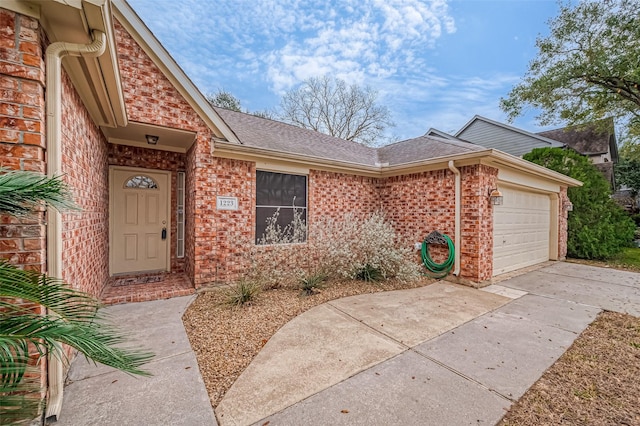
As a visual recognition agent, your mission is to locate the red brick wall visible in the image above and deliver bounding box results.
[459,164,497,282]
[108,144,187,273]
[309,170,381,222]
[558,186,569,259]
[380,169,455,241]
[114,19,218,286]
[0,8,46,274]
[60,71,110,297]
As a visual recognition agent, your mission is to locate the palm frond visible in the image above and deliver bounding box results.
[0,261,98,321]
[0,169,77,217]
[0,365,42,426]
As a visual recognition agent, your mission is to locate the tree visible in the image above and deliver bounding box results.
[206,89,242,112]
[279,75,394,146]
[0,170,153,423]
[501,0,640,137]
[524,148,635,259]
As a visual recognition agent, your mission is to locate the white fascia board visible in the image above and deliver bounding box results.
[111,0,241,144]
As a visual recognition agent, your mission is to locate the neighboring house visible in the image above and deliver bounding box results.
[537,118,618,188]
[455,116,565,157]
[0,0,580,420]
[454,115,618,188]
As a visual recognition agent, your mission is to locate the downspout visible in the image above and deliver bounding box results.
[45,30,106,421]
[447,161,461,276]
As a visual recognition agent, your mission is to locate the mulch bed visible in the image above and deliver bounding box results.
[500,311,640,425]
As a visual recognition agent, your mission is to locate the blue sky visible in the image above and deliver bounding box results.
[127,0,561,142]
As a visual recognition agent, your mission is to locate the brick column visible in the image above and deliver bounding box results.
[0,8,47,273]
[459,164,498,283]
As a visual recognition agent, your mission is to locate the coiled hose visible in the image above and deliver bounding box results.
[421,233,455,279]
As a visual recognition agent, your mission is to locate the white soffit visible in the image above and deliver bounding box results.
[101,121,196,153]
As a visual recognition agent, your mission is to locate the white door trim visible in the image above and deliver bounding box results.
[109,166,172,275]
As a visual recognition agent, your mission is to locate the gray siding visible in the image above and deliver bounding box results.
[458,120,562,157]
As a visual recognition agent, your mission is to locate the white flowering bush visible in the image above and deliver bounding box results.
[244,210,420,289]
[311,212,420,282]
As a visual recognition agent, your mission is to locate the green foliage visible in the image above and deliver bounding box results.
[224,280,261,307]
[298,271,327,296]
[354,264,383,282]
[0,170,152,423]
[0,169,77,216]
[206,89,243,112]
[524,147,635,259]
[615,158,640,194]
[501,0,640,139]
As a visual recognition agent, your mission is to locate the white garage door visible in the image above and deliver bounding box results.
[493,186,550,276]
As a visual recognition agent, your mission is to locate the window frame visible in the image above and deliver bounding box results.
[255,170,308,245]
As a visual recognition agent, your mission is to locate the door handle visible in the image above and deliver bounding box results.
[161,227,167,240]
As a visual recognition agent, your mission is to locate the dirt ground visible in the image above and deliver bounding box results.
[182,277,433,408]
[500,311,640,425]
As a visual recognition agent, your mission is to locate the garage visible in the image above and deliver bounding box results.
[493,185,551,276]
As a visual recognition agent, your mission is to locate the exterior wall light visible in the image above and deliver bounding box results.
[145,134,159,145]
[564,201,574,211]
[488,188,503,205]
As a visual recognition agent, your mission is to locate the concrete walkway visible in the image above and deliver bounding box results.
[54,296,216,426]
[54,262,640,426]
[218,262,639,426]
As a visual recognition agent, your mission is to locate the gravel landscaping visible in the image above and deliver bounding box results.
[182,277,434,408]
[500,311,640,425]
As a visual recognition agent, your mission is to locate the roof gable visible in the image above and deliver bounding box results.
[111,0,239,143]
[455,115,564,157]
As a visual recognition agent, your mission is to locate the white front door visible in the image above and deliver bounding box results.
[110,167,170,275]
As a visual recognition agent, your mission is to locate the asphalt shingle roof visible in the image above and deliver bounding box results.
[213,107,485,167]
[537,118,615,156]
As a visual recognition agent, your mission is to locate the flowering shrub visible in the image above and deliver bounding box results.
[244,210,420,290]
[311,212,420,282]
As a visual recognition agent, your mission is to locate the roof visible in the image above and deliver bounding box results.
[424,128,461,141]
[213,108,485,168]
[213,108,580,187]
[378,135,484,166]
[213,107,379,166]
[537,118,617,158]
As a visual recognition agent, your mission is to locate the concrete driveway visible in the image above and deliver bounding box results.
[55,262,639,426]
[218,262,639,426]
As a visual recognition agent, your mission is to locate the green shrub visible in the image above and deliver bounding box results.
[524,147,635,259]
[224,280,261,306]
[354,264,383,282]
[299,271,327,295]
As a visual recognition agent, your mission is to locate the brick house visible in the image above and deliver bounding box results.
[1,0,580,419]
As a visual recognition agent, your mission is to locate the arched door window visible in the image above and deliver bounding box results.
[124,175,158,189]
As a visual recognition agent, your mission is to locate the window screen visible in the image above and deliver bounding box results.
[256,171,307,244]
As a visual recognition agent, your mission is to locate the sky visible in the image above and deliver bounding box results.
[127,0,562,142]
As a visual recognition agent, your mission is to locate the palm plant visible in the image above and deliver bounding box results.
[0,169,153,424]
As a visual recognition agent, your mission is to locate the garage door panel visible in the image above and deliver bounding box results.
[493,187,550,276]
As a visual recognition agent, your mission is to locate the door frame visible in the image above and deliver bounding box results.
[109,165,172,276]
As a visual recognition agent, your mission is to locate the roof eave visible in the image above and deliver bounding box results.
[214,142,582,187]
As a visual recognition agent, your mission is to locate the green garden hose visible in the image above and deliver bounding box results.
[421,233,455,279]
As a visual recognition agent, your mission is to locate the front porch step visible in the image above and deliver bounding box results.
[100,272,195,305]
